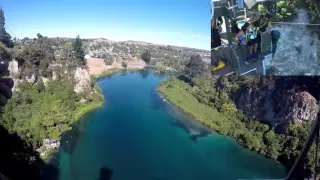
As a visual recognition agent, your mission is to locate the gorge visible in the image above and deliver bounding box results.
[40,70,286,180]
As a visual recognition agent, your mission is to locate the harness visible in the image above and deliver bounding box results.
[245,25,258,40]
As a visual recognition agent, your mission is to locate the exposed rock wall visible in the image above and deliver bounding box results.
[73,67,91,93]
[231,80,319,133]
[8,59,21,92]
[8,59,92,94]
[8,59,19,78]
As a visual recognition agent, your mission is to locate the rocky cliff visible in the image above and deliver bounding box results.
[8,59,92,94]
[73,67,91,93]
[229,76,320,133]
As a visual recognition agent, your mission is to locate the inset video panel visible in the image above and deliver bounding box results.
[211,0,318,76]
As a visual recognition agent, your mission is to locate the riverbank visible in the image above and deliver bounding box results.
[93,67,142,80]
[158,78,232,135]
[40,85,104,161]
[40,101,104,161]
[86,57,146,78]
[46,70,285,180]
[158,78,286,167]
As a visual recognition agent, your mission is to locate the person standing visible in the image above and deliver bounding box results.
[211,18,222,49]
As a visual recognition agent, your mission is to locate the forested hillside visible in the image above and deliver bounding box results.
[83,38,210,72]
[0,8,103,180]
[159,52,320,179]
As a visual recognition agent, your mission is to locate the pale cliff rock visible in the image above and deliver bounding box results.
[73,67,91,93]
[12,79,23,92]
[8,59,19,78]
[25,74,36,84]
[41,76,49,86]
[52,71,57,80]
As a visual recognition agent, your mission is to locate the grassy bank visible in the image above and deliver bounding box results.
[158,78,233,134]
[158,78,285,159]
[40,98,104,161]
[158,77,320,178]
[73,98,104,121]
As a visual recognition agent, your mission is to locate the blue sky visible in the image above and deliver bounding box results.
[1,0,210,50]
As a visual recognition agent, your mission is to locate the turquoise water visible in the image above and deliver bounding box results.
[45,70,286,180]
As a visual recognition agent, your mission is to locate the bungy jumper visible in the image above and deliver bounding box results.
[211,0,281,76]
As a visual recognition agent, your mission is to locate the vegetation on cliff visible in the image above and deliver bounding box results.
[1,79,103,147]
[0,8,104,179]
[159,54,320,179]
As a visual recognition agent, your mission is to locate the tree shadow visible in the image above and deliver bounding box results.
[0,124,59,180]
[60,125,80,155]
[189,132,210,142]
[138,69,149,79]
[40,163,60,180]
[97,166,113,180]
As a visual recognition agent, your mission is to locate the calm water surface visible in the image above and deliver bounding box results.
[44,70,286,180]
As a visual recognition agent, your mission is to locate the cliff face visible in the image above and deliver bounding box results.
[231,79,319,133]
[8,59,92,94]
[73,67,91,93]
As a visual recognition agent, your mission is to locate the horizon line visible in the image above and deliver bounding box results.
[15,36,210,51]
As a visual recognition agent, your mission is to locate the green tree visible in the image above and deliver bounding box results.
[73,35,85,65]
[141,51,151,63]
[64,42,72,59]
[0,42,10,60]
[0,8,13,48]
[37,33,43,39]
[183,54,207,79]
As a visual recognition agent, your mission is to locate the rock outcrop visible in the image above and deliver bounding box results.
[25,74,36,84]
[41,76,49,86]
[8,58,93,94]
[232,84,319,133]
[8,59,19,78]
[73,67,91,93]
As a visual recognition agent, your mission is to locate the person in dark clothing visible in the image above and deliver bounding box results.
[211,18,222,49]
[211,18,223,67]
[253,14,272,33]
[252,13,272,53]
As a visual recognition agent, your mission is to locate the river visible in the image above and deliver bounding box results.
[42,70,286,180]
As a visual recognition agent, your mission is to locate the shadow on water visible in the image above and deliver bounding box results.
[0,124,60,180]
[120,70,128,76]
[137,69,150,79]
[97,167,113,180]
[189,132,211,141]
[40,114,94,180]
[40,163,60,180]
[161,98,212,142]
[60,124,80,155]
